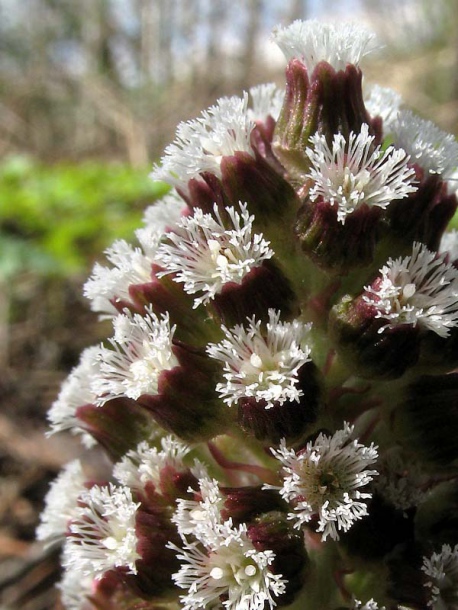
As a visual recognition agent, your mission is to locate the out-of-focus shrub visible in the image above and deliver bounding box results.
[0,156,168,278]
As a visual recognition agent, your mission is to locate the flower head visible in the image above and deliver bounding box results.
[113,436,192,491]
[364,84,402,133]
[83,228,161,315]
[155,203,273,308]
[422,544,458,608]
[92,306,178,404]
[57,566,95,610]
[47,346,100,447]
[270,424,378,541]
[353,600,386,610]
[151,94,254,190]
[172,476,225,540]
[374,447,430,512]
[248,83,284,123]
[363,242,458,337]
[272,19,378,72]
[392,109,458,179]
[36,460,87,544]
[170,478,286,610]
[142,190,186,232]
[64,483,140,579]
[207,309,312,409]
[306,124,417,223]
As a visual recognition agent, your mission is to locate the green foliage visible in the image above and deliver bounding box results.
[0,156,169,278]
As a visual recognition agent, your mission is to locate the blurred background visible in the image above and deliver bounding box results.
[0,0,457,608]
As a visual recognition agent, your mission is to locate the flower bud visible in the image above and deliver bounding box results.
[139,343,231,442]
[273,59,372,184]
[220,151,300,227]
[121,503,181,600]
[383,169,457,254]
[76,398,158,462]
[247,510,309,606]
[329,294,421,379]
[211,260,297,327]
[295,198,383,274]
[392,374,458,466]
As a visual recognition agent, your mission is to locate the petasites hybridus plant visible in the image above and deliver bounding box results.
[39,18,458,610]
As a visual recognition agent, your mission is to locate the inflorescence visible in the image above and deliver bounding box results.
[39,18,458,610]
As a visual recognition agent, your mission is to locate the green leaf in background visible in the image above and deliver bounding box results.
[0,156,169,278]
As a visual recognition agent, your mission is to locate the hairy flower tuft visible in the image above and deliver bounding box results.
[392,109,458,179]
[422,544,458,608]
[269,423,378,541]
[306,124,417,223]
[207,309,312,408]
[92,306,178,404]
[170,477,286,610]
[248,83,284,123]
[64,483,140,579]
[363,242,458,337]
[364,84,402,133]
[57,566,95,610]
[142,190,186,232]
[113,435,192,490]
[47,346,100,447]
[83,228,162,315]
[272,19,378,72]
[155,203,273,308]
[36,460,87,544]
[151,94,254,190]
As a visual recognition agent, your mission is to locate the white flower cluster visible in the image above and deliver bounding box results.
[422,544,458,608]
[47,346,100,447]
[170,477,286,610]
[306,124,417,223]
[248,83,284,123]
[393,109,458,180]
[152,94,255,190]
[93,306,178,403]
[156,203,273,308]
[269,424,378,541]
[113,436,192,490]
[207,309,312,408]
[39,15,458,610]
[36,460,87,544]
[64,483,140,579]
[364,242,458,337]
[272,19,378,72]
